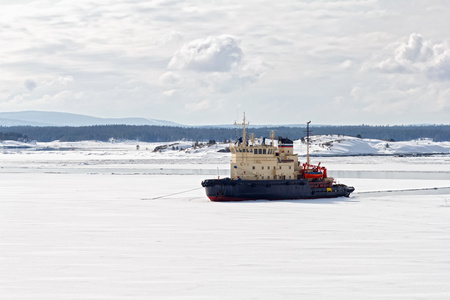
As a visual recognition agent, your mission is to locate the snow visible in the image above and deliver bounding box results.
[1,139,450,299]
[0,140,36,148]
[294,135,450,156]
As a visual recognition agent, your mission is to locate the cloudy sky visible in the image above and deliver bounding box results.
[1,0,449,125]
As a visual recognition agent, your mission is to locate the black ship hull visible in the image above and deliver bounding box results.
[201,178,355,201]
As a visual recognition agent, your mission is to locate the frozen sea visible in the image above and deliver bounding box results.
[1,141,450,299]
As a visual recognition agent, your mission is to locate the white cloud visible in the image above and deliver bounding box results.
[0,0,449,124]
[340,60,353,70]
[346,77,450,122]
[1,75,76,111]
[371,34,450,80]
[168,35,243,72]
[24,79,37,91]
[395,33,432,63]
[427,43,450,80]
[159,72,181,85]
[161,35,269,96]
[156,31,183,46]
[184,99,210,112]
[200,63,265,94]
[48,75,74,88]
[162,89,177,97]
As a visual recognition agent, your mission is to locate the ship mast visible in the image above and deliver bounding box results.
[306,121,311,167]
[235,112,250,148]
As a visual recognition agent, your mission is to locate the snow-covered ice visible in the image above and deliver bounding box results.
[294,135,450,156]
[1,139,450,299]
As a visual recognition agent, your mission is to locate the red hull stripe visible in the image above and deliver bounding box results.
[207,196,338,201]
[208,196,251,201]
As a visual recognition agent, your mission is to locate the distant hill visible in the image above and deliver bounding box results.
[0,111,181,127]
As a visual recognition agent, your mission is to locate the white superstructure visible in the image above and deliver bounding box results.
[230,114,300,181]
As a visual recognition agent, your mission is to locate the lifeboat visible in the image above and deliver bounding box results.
[302,162,328,179]
[304,171,324,179]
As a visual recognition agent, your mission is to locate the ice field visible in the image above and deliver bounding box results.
[1,140,450,299]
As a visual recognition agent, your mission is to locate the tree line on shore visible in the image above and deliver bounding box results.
[1,124,449,142]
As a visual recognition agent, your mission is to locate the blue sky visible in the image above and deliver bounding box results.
[0,0,449,125]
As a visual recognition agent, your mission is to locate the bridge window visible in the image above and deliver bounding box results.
[259,149,262,154]
[254,149,257,154]
[263,149,266,154]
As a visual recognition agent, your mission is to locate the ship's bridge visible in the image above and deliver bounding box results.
[231,144,277,155]
[230,137,300,181]
[277,137,294,155]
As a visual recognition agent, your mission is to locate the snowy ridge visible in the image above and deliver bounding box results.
[295,135,450,156]
[0,140,36,148]
[2,135,449,156]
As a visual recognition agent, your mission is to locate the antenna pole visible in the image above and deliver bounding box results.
[243,112,247,147]
[306,121,311,167]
